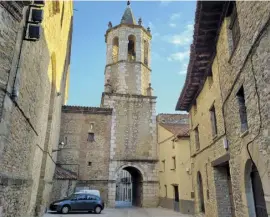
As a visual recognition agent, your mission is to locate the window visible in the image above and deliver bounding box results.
[172,139,175,149]
[87,133,95,142]
[195,126,200,150]
[164,185,167,198]
[172,156,176,170]
[162,160,165,172]
[228,1,240,50]
[144,40,149,65]
[237,86,248,132]
[88,162,92,166]
[210,105,218,137]
[112,37,119,63]
[128,35,136,61]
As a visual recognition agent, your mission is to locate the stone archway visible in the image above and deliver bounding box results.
[245,159,268,217]
[115,166,143,207]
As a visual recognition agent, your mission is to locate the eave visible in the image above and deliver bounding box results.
[175,1,229,111]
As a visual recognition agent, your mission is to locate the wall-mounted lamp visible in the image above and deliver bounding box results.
[52,141,65,153]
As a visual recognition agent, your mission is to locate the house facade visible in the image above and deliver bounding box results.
[157,114,194,215]
[176,1,270,217]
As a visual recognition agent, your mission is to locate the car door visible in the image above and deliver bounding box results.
[73,194,87,210]
[85,195,97,210]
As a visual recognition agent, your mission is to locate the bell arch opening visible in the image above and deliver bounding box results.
[128,35,136,61]
[115,166,143,207]
[245,159,267,217]
[112,37,119,63]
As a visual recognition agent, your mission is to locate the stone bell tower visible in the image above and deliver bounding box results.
[101,1,159,208]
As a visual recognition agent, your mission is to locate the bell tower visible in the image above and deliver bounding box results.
[103,1,153,96]
[101,1,158,208]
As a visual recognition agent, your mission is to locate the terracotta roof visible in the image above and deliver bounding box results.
[157,113,189,124]
[175,1,229,111]
[54,166,77,180]
[160,123,190,137]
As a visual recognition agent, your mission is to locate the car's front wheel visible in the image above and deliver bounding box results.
[61,205,70,214]
[94,205,102,214]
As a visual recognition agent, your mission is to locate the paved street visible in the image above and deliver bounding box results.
[44,208,193,217]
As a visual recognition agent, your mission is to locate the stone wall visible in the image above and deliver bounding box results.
[50,180,76,202]
[0,1,73,217]
[57,106,112,180]
[52,106,112,205]
[216,2,270,216]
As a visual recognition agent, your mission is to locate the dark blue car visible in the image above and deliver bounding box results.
[49,193,104,214]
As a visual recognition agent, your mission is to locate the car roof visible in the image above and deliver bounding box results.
[74,192,99,197]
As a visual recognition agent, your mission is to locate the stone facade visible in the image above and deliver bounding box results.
[53,106,112,205]
[176,1,270,217]
[157,114,194,215]
[0,1,73,217]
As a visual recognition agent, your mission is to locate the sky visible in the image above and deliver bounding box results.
[68,1,196,114]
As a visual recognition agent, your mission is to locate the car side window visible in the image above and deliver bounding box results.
[77,194,87,200]
[86,195,96,200]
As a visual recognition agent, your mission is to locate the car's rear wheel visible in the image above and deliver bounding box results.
[94,205,102,214]
[61,205,70,214]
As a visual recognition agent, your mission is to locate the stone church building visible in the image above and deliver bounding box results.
[51,2,159,207]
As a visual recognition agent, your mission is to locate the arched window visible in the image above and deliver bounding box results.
[128,35,136,62]
[144,40,149,65]
[112,37,119,63]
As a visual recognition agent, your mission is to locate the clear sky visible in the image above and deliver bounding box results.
[68,1,196,114]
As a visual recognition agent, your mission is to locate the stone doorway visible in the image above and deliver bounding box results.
[245,160,268,217]
[197,171,205,213]
[213,162,235,217]
[115,166,143,207]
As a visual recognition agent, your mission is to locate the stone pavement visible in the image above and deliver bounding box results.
[43,208,193,217]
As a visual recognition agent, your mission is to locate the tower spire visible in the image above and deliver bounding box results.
[121,1,136,25]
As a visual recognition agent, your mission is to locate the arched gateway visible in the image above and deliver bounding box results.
[115,166,143,207]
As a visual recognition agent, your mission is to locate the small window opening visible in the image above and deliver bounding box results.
[128,35,136,61]
[195,126,200,150]
[210,104,218,137]
[87,133,95,142]
[162,160,165,172]
[228,1,240,50]
[88,162,92,166]
[237,86,248,132]
[164,185,167,198]
[172,156,176,170]
[144,40,149,65]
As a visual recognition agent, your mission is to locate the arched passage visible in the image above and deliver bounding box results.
[115,166,143,207]
[245,160,268,217]
[197,171,205,213]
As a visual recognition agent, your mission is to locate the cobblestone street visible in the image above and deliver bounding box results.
[44,208,193,217]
